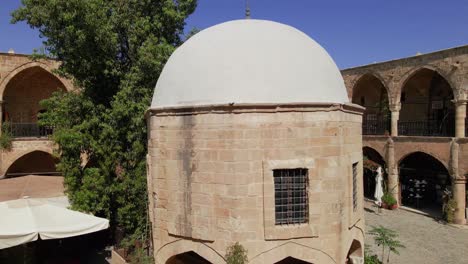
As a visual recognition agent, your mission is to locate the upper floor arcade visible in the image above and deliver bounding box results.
[342,45,468,138]
[0,52,74,138]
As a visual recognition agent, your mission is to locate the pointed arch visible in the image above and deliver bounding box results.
[353,73,391,135]
[4,150,58,177]
[156,239,225,264]
[398,151,448,172]
[346,239,363,264]
[275,257,312,264]
[1,63,72,127]
[351,72,391,106]
[249,242,336,264]
[398,65,456,98]
[0,62,73,100]
[398,67,455,136]
[398,151,451,216]
[363,146,385,167]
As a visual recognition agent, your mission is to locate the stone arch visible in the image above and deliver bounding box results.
[363,146,386,199]
[352,73,391,135]
[346,239,363,264]
[351,73,391,109]
[4,149,58,177]
[0,62,73,100]
[397,66,455,136]
[249,242,336,264]
[363,146,385,165]
[398,151,451,215]
[396,65,456,102]
[155,239,225,264]
[397,150,448,171]
[351,72,390,100]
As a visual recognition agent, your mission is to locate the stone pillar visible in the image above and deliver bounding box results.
[386,137,399,203]
[452,179,466,225]
[389,103,400,137]
[454,100,467,138]
[450,139,466,224]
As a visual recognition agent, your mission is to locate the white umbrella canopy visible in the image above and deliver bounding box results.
[374,166,384,205]
[0,198,109,249]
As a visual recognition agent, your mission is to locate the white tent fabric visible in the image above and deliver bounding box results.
[374,166,384,206]
[0,198,109,249]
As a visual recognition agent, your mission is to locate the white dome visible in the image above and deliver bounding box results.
[151,19,348,109]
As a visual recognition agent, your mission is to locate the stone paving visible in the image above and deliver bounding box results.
[364,201,468,264]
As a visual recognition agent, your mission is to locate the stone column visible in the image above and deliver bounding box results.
[450,139,466,224]
[452,178,466,225]
[389,103,400,137]
[386,137,399,203]
[454,100,467,138]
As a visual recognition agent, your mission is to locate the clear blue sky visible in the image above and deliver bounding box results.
[1,0,468,69]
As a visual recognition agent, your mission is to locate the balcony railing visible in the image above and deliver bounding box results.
[362,118,390,135]
[8,123,54,138]
[398,120,454,137]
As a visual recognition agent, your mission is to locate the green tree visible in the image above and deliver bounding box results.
[225,242,248,264]
[368,225,405,264]
[12,0,197,248]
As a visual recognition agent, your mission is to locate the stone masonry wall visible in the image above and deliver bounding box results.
[148,105,364,264]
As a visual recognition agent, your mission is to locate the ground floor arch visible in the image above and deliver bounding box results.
[249,242,336,264]
[5,150,58,177]
[346,240,363,264]
[399,151,451,217]
[166,251,212,264]
[275,257,312,264]
[363,147,386,199]
[155,239,225,264]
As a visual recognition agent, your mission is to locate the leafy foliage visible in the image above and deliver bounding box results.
[12,0,197,246]
[364,245,382,264]
[0,122,12,150]
[443,198,457,223]
[225,242,248,264]
[381,193,397,207]
[368,225,405,264]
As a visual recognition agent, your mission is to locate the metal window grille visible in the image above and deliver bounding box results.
[273,168,308,225]
[352,163,358,211]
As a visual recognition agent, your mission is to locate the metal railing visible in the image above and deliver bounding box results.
[398,120,454,137]
[7,123,54,138]
[362,118,390,135]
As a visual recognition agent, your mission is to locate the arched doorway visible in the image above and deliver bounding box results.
[346,240,363,264]
[166,251,212,264]
[275,257,311,264]
[363,147,386,199]
[399,68,454,137]
[6,151,58,177]
[352,74,390,135]
[3,66,66,137]
[399,152,450,217]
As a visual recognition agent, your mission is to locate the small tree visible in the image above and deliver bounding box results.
[225,242,248,264]
[0,122,12,150]
[364,244,382,264]
[368,225,405,264]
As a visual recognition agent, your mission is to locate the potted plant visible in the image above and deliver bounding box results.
[381,193,397,210]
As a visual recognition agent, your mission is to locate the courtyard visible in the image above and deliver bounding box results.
[365,201,468,264]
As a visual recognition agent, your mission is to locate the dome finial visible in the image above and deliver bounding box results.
[245,0,251,19]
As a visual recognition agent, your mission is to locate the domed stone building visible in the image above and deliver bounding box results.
[147,20,365,264]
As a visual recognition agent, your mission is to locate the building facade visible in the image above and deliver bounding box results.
[147,20,365,264]
[0,52,73,180]
[342,45,468,224]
